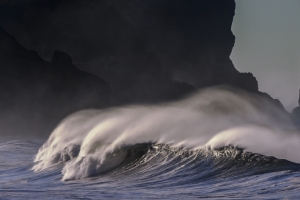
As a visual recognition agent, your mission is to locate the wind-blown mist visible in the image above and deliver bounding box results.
[33,87,298,180]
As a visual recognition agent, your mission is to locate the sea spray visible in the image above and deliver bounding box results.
[32,87,299,180]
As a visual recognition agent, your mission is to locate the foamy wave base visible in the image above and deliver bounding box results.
[33,87,300,180]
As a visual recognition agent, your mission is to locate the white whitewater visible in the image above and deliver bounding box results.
[32,87,300,180]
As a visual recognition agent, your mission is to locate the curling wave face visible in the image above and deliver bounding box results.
[32,87,300,180]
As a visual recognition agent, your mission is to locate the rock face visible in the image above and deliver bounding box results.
[0,0,258,93]
[0,27,196,136]
[292,90,300,127]
[0,1,287,136]
[299,89,300,106]
[0,28,110,136]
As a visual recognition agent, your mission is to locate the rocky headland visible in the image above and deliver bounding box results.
[0,0,295,136]
[292,90,300,127]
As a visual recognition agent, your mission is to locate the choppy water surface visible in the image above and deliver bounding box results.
[1,141,300,199]
[1,88,300,199]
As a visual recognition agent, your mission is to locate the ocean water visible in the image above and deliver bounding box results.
[1,88,300,199]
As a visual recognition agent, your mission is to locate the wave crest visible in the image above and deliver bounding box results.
[33,87,300,180]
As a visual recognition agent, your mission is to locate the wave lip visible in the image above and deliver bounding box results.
[33,142,300,181]
[33,88,300,180]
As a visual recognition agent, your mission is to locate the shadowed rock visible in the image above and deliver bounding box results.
[0,0,257,93]
[0,1,292,136]
[292,90,300,127]
[0,28,110,136]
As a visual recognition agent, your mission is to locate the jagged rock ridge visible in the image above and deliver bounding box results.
[0,28,110,135]
[292,90,300,127]
[0,0,291,136]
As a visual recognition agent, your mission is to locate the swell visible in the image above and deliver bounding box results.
[32,87,300,180]
[36,142,300,182]
[128,145,300,180]
[2,142,300,199]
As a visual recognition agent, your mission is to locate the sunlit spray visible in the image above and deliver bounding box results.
[33,87,298,180]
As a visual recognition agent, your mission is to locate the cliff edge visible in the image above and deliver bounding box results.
[0,27,111,136]
[0,0,290,136]
[292,90,300,127]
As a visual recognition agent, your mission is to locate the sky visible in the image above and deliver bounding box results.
[231,0,300,111]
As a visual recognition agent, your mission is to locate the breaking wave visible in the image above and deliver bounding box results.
[32,87,300,180]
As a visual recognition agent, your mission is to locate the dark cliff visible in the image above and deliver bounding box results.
[0,28,111,136]
[0,0,258,92]
[0,0,287,136]
[292,90,300,127]
[0,26,196,136]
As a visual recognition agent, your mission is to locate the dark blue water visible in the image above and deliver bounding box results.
[1,140,300,199]
[2,89,300,199]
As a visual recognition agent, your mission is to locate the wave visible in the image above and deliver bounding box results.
[34,142,300,182]
[32,87,300,180]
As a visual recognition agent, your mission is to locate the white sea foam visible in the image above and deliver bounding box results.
[32,87,299,180]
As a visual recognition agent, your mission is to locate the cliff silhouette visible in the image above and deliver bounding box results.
[0,27,111,135]
[292,90,300,127]
[0,0,292,136]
